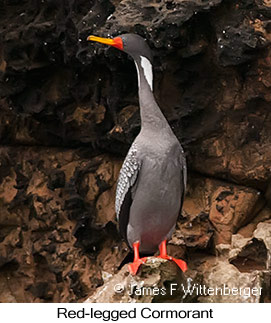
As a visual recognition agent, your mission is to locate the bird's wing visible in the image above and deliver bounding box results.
[115,143,141,242]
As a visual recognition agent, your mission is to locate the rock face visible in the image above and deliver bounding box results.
[85,257,199,303]
[0,0,271,302]
[0,147,126,302]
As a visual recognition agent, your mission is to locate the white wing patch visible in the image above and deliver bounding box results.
[140,56,153,91]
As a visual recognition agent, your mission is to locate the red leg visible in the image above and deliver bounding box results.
[157,239,187,272]
[128,241,147,275]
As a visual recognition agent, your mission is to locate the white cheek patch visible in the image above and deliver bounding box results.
[140,56,153,91]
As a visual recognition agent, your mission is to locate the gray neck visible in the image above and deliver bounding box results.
[134,57,171,131]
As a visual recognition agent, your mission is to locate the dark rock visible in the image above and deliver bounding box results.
[216,25,263,67]
[0,0,271,303]
[47,170,66,190]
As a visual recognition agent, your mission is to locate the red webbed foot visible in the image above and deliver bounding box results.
[128,257,147,275]
[157,239,187,272]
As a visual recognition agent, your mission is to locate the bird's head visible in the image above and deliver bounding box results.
[87,33,152,63]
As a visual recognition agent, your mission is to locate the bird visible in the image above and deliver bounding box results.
[87,33,187,275]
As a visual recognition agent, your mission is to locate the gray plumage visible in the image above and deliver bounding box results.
[114,34,187,253]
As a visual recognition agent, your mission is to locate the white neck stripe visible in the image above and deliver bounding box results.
[140,56,153,91]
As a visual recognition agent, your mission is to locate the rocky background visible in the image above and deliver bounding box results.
[0,0,271,302]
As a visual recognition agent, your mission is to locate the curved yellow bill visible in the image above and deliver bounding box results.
[87,35,115,46]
